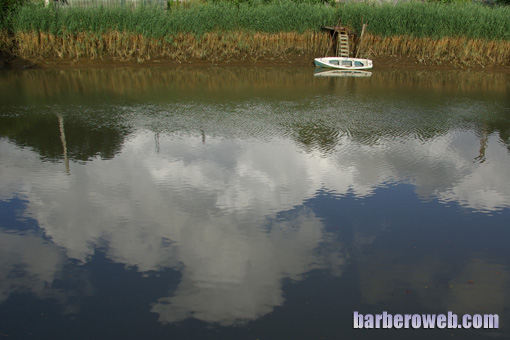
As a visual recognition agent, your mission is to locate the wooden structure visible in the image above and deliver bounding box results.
[321,19,367,58]
[337,27,350,57]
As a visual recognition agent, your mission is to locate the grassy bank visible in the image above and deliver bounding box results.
[2,1,510,67]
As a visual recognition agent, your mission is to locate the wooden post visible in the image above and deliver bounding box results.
[355,23,367,58]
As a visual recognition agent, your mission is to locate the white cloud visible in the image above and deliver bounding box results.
[0,121,509,325]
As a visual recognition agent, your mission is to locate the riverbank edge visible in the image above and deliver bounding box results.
[1,31,509,72]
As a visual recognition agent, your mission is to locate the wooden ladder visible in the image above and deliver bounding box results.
[338,29,350,57]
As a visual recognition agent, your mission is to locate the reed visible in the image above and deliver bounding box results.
[337,2,510,40]
[11,30,509,67]
[3,1,510,66]
[7,2,336,36]
[12,30,331,62]
[363,33,510,66]
[7,2,510,40]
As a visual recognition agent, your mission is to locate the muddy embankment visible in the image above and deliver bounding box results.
[1,31,509,72]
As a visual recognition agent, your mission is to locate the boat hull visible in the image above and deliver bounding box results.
[314,57,373,70]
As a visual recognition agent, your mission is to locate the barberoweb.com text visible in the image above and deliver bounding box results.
[354,311,499,329]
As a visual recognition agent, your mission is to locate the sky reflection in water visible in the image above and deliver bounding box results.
[0,67,509,339]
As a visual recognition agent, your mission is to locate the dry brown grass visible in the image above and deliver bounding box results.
[0,31,14,51]
[10,31,331,63]
[363,34,510,67]
[5,31,510,67]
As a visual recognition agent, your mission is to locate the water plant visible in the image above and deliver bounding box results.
[2,1,509,66]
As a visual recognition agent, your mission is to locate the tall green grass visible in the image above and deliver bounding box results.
[5,1,510,40]
[3,1,509,66]
[6,2,336,36]
[338,1,510,40]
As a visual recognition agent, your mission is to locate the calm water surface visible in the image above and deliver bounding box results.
[0,66,509,340]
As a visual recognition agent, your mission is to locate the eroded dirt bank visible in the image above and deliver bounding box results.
[2,53,509,73]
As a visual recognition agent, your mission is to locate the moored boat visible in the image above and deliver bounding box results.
[314,57,373,70]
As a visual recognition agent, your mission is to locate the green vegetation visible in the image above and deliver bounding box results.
[496,0,510,6]
[5,1,336,36]
[1,1,509,66]
[337,1,510,40]
[4,1,510,40]
[1,0,24,22]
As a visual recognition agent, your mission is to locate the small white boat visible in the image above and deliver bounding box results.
[314,57,373,70]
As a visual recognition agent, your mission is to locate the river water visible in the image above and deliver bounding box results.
[0,66,509,340]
